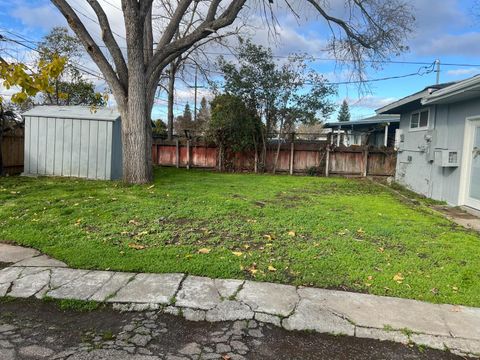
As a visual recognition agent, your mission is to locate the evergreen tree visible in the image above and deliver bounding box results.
[196,97,210,134]
[174,103,194,135]
[337,100,351,122]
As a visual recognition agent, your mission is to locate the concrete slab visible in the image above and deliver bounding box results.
[0,243,39,263]
[214,279,244,299]
[355,327,409,344]
[49,268,90,289]
[0,267,23,284]
[236,281,299,317]
[109,273,184,304]
[205,300,254,322]
[298,287,451,337]
[47,271,113,300]
[282,298,355,336]
[176,276,221,310]
[0,282,10,297]
[89,272,135,302]
[13,255,67,268]
[8,269,50,298]
[439,304,480,340]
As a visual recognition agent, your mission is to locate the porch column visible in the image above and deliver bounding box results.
[384,123,389,147]
[337,125,341,147]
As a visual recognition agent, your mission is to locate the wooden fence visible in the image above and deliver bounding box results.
[152,139,397,177]
[1,128,24,175]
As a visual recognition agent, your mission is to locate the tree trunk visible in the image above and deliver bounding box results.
[272,118,284,174]
[122,16,152,184]
[167,62,176,140]
[0,113,4,177]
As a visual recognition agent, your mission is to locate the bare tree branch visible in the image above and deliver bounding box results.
[85,0,128,88]
[50,0,126,106]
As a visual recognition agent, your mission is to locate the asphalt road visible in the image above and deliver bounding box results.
[0,299,466,360]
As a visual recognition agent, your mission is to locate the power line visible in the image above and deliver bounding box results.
[0,34,106,80]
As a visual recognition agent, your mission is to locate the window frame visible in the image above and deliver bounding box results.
[409,108,430,131]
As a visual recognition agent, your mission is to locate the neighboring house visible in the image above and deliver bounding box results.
[324,114,400,147]
[377,77,480,212]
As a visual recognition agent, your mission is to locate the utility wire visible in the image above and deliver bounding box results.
[0,34,106,80]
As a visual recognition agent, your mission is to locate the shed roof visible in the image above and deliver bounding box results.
[22,106,120,121]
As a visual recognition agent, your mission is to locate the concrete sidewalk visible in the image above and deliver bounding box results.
[1,243,479,358]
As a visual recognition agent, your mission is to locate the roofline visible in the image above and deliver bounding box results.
[324,118,399,127]
[375,90,428,114]
[422,76,480,105]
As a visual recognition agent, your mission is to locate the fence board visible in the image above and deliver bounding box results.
[2,130,24,175]
[152,140,396,177]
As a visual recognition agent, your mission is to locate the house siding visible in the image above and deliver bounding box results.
[395,98,480,206]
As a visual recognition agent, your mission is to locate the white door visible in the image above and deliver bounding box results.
[466,120,480,210]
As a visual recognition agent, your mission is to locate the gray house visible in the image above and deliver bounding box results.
[22,106,123,180]
[324,114,400,147]
[377,77,480,212]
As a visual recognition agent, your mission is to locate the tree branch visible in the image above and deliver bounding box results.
[85,0,129,88]
[50,0,126,106]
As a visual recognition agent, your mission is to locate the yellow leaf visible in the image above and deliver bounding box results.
[263,234,272,241]
[198,248,211,254]
[128,243,145,250]
[135,231,149,237]
[185,254,193,259]
[393,273,404,283]
[128,219,140,226]
[147,185,155,189]
[268,265,277,272]
[287,231,296,237]
[232,251,243,257]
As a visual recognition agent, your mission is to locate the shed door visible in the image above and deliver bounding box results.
[466,120,480,210]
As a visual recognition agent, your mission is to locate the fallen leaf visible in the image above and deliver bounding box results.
[75,218,82,226]
[367,275,373,281]
[135,231,149,237]
[263,234,272,241]
[393,273,404,283]
[128,219,140,226]
[243,244,250,250]
[185,254,193,259]
[287,231,296,237]
[147,184,155,189]
[268,265,277,272]
[378,247,385,253]
[232,251,243,257]
[198,248,211,254]
[128,243,145,250]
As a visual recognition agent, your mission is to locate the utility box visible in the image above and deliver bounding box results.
[434,149,461,167]
[22,106,122,180]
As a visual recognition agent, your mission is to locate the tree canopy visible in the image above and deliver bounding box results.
[50,0,414,183]
[337,100,351,122]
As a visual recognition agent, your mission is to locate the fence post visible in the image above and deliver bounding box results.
[175,139,180,168]
[186,139,191,170]
[363,148,369,177]
[289,134,295,175]
[325,147,330,177]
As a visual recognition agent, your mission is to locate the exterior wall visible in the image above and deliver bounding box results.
[395,98,480,206]
[24,116,121,180]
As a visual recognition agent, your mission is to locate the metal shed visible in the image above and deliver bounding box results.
[22,106,122,180]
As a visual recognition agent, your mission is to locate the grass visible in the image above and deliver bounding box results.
[42,297,103,312]
[1,167,479,307]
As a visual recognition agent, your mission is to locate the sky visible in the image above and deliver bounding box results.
[1,0,480,121]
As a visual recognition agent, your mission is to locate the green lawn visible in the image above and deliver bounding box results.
[1,167,479,306]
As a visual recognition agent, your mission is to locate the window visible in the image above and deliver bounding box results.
[410,109,429,130]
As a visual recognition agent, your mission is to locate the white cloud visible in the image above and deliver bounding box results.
[10,3,66,30]
[346,95,398,110]
[446,68,480,77]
